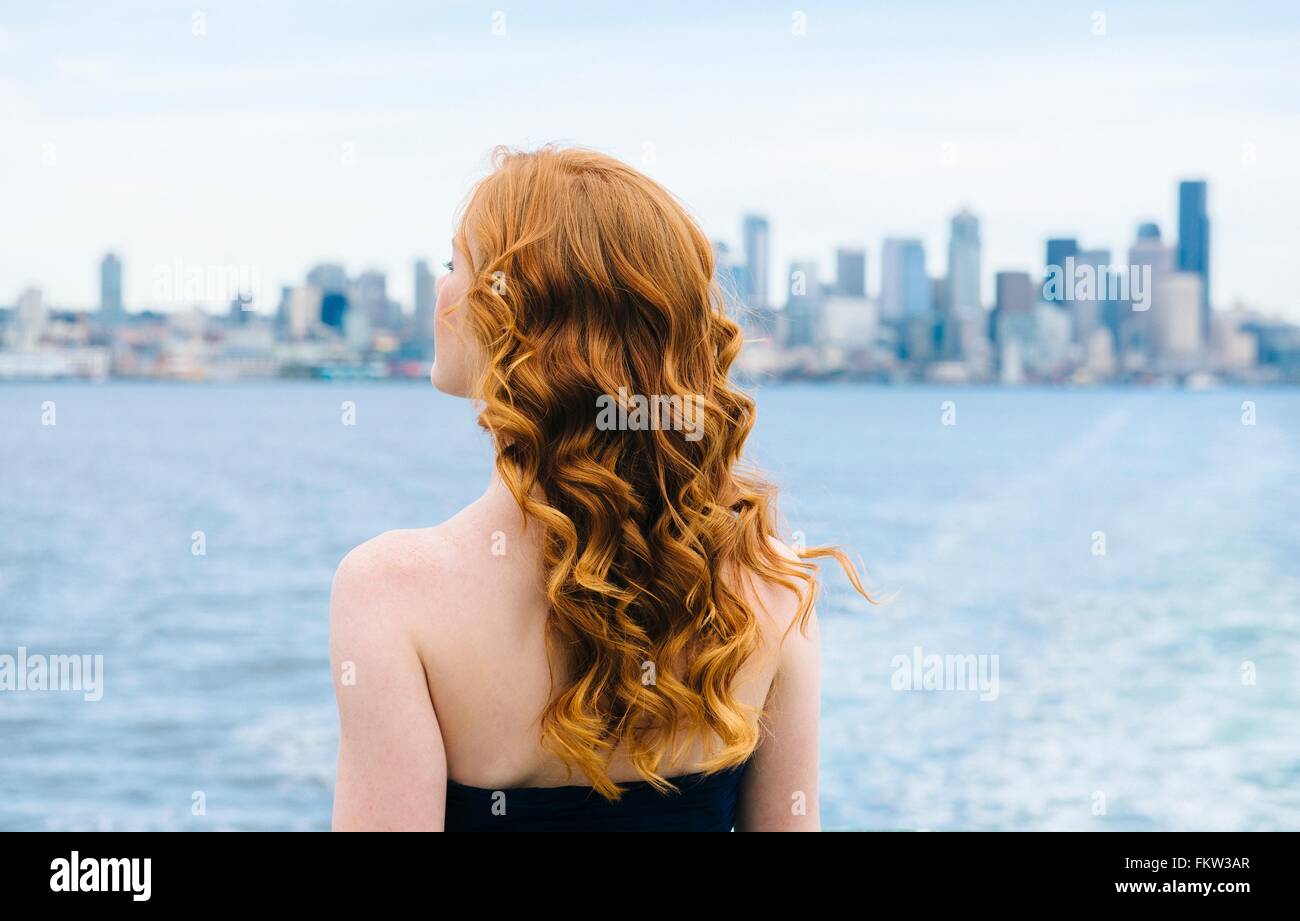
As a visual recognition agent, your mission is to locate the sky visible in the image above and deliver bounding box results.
[1,0,1298,318]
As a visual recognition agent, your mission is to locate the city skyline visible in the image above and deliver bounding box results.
[2,2,1298,318]
[6,167,1297,385]
[0,180,1217,308]
[1,167,1285,324]
[0,177,1266,323]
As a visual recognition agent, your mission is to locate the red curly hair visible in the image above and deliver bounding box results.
[447,145,873,798]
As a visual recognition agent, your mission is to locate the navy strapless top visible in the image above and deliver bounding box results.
[444,762,749,832]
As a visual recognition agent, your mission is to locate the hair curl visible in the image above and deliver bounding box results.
[451,145,873,798]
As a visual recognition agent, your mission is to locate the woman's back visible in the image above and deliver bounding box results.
[330,478,817,830]
[329,146,861,832]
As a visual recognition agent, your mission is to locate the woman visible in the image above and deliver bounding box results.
[330,146,870,831]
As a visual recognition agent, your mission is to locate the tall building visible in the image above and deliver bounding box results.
[1128,225,1173,280]
[783,260,821,347]
[9,287,47,350]
[995,271,1035,315]
[996,308,1035,379]
[1177,180,1210,339]
[100,252,123,320]
[307,262,348,295]
[834,248,866,298]
[352,270,396,331]
[929,277,947,317]
[1125,223,1174,360]
[1153,271,1204,365]
[742,215,770,309]
[716,241,773,341]
[303,264,348,331]
[414,259,436,347]
[1072,248,1112,345]
[228,293,252,325]
[286,285,322,340]
[711,241,745,306]
[1044,238,1078,303]
[941,209,983,360]
[344,300,371,353]
[880,239,928,321]
[946,209,981,317]
[320,291,349,330]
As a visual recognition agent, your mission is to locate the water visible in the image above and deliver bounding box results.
[2,382,1298,831]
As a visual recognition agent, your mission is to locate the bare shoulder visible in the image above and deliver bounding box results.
[742,536,816,637]
[329,527,453,830]
[333,527,454,604]
[329,491,531,638]
[328,523,471,651]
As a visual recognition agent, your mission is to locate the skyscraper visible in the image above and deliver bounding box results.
[307,263,348,295]
[1125,223,1173,359]
[286,285,321,340]
[947,209,981,317]
[1177,180,1210,339]
[305,263,349,332]
[274,285,293,335]
[1153,272,1204,365]
[352,269,396,331]
[944,209,982,359]
[320,291,349,330]
[100,252,123,320]
[994,271,1035,315]
[783,260,821,347]
[742,215,770,309]
[10,287,47,350]
[880,239,928,321]
[834,248,866,298]
[1044,238,1078,303]
[1072,248,1111,345]
[715,240,772,341]
[1136,221,1161,241]
[711,241,746,307]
